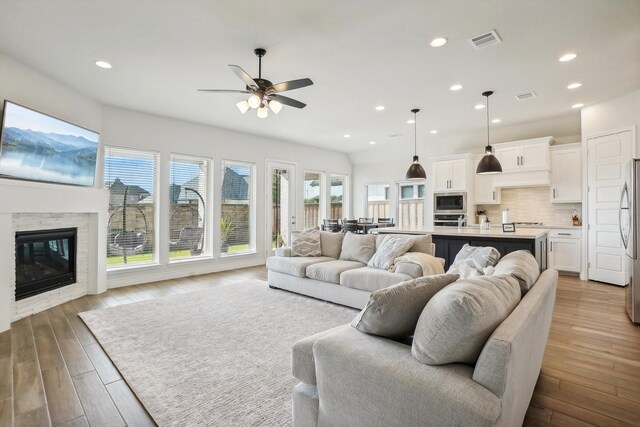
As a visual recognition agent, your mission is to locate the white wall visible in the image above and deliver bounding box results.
[0,52,352,290]
[581,89,640,150]
[101,106,351,286]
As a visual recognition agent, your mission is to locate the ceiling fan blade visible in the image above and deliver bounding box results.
[270,94,307,109]
[197,89,250,93]
[269,78,313,93]
[228,65,259,89]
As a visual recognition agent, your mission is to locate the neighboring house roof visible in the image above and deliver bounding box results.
[108,178,150,204]
[222,168,249,200]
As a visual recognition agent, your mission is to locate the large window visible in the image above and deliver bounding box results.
[366,184,390,222]
[304,171,324,229]
[221,161,255,255]
[397,182,425,227]
[330,174,346,220]
[104,147,158,268]
[169,154,211,261]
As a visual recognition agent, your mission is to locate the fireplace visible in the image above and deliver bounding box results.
[15,228,77,301]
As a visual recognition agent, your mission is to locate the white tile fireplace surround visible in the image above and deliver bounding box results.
[0,180,109,332]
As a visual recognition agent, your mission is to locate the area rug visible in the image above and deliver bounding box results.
[79,280,357,426]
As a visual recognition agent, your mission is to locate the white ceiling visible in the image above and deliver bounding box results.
[0,0,638,154]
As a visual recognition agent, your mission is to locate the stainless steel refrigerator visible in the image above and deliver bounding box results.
[620,159,640,324]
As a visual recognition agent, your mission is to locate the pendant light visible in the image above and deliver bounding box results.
[405,108,426,180]
[476,91,502,174]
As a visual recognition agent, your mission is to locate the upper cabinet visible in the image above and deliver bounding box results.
[432,158,468,192]
[550,143,582,203]
[474,156,501,204]
[494,137,552,173]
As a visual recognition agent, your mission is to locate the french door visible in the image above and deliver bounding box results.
[266,161,296,256]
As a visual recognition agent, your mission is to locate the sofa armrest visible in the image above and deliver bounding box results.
[292,325,346,385]
[313,326,501,427]
[275,246,292,257]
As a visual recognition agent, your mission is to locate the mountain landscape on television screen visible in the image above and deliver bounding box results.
[0,127,97,185]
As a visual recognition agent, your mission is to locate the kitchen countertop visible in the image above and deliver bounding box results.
[376,226,549,239]
[466,224,581,230]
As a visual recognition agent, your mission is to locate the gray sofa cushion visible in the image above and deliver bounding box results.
[266,256,334,278]
[291,230,322,257]
[376,234,433,254]
[412,274,521,365]
[306,260,366,284]
[351,273,460,339]
[320,231,344,259]
[340,267,412,292]
[339,233,376,263]
[493,250,540,295]
[367,235,415,270]
[394,262,423,278]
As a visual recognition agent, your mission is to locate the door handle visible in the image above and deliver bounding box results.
[553,188,556,198]
[521,156,524,166]
[492,190,495,200]
[550,241,553,251]
[517,156,520,166]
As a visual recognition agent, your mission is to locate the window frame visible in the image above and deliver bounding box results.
[220,159,257,257]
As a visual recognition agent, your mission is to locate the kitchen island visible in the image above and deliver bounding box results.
[376,226,548,270]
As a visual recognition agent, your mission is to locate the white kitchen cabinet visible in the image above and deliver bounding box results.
[474,157,501,204]
[494,138,551,173]
[547,229,581,273]
[432,158,467,192]
[550,144,582,203]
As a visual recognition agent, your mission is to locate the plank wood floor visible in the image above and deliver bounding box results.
[0,267,638,426]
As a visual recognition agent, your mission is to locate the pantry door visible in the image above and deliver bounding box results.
[587,129,633,285]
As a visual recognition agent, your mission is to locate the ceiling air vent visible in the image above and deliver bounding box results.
[469,30,502,49]
[515,91,537,101]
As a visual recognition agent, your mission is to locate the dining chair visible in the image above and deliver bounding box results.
[342,219,358,233]
[323,219,340,232]
[378,218,395,227]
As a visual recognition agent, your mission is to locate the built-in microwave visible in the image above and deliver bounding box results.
[434,192,466,213]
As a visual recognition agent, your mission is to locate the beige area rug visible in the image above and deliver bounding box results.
[79,280,357,426]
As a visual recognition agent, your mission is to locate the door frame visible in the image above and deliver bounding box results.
[583,126,636,282]
[264,159,297,257]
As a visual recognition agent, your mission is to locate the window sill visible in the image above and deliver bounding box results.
[220,251,257,258]
[107,262,162,274]
[168,255,214,265]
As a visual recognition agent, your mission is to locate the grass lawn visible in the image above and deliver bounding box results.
[107,244,251,265]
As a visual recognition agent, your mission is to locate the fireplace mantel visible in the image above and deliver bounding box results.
[0,179,109,332]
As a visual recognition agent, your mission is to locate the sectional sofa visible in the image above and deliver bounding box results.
[266,231,439,309]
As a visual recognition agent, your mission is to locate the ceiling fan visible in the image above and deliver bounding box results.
[198,48,313,118]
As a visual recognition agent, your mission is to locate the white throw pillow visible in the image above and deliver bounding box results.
[447,244,501,278]
[367,235,415,270]
[290,230,321,257]
[339,233,376,263]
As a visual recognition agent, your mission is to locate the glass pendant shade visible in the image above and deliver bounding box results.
[476,91,502,175]
[257,103,269,119]
[236,100,250,114]
[406,155,427,180]
[269,100,283,114]
[248,94,262,109]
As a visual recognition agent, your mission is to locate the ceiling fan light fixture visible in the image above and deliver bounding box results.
[248,93,262,109]
[476,90,503,175]
[269,100,283,114]
[257,103,269,119]
[236,100,250,114]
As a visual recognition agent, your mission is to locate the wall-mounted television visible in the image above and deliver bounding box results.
[0,100,99,186]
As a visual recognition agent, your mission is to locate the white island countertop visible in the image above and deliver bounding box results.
[376,226,549,239]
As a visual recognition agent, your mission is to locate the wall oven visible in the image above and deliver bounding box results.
[434,192,466,214]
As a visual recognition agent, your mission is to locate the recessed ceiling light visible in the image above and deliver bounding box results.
[344,134,351,138]
[474,104,485,110]
[95,60,112,69]
[369,141,376,145]
[571,103,584,109]
[407,119,415,124]
[567,82,582,89]
[492,118,501,123]
[450,84,463,91]
[375,105,385,111]
[559,53,577,62]
[430,130,438,134]
[430,37,448,48]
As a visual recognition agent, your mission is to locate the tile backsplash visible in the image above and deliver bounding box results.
[476,187,581,226]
